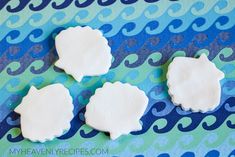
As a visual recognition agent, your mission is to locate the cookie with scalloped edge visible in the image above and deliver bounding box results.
[14,84,73,142]
[85,82,148,140]
[167,53,224,112]
[55,26,112,82]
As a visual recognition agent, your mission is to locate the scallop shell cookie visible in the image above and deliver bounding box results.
[85,82,149,140]
[55,26,112,82]
[167,53,224,112]
[14,84,74,142]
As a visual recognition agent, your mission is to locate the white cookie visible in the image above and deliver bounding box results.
[55,26,112,82]
[167,54,224,112]
[14,84,73,142]
[85,82,148,140]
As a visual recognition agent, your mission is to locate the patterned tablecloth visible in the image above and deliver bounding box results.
[0,0,235,156]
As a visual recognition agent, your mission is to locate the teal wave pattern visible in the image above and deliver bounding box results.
[1,0,235,43]
[0,0,235,156]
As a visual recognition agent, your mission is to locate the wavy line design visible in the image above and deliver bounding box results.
[1,1,235,43]
[0,1,235,156]
[1,114,234,156]
[1,0,233,14]
[0,47,234,143]
[0,20,235,76]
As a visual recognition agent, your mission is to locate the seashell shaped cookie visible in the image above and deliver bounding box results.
[167,53,224,112]
[14,84,73,142]
[55,26,112,82]
[85,82,148,140]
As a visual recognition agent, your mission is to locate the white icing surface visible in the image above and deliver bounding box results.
[14,84,73,142]
[85,82,148,140]
[167,53,224,112]
[55,26,112,82]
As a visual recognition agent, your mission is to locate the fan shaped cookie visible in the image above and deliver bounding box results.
[55,26,112,82]
[14,84,73,142]
[167,53,224,112]
[85,82,148,140]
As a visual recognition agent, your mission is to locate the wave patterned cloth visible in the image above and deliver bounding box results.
[0,0,235,156]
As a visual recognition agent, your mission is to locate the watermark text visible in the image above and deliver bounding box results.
[9,147,109,156]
